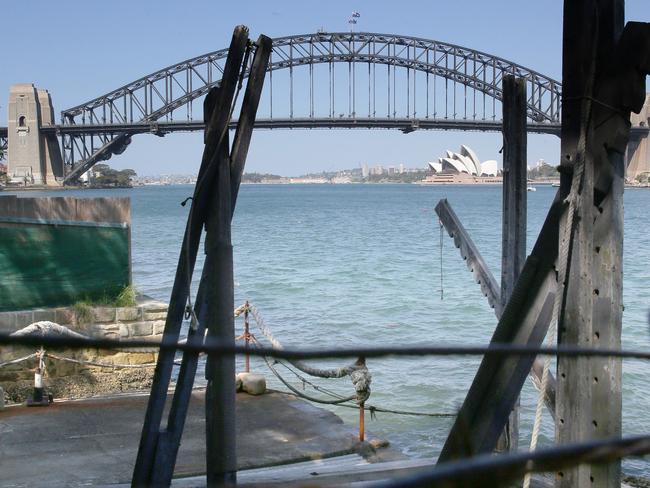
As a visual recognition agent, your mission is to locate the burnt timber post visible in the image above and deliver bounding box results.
[132,26,250,488]
[496,75,527,453]
[554,2,650,487]
[204,33,272,486]
[131,27,272,488]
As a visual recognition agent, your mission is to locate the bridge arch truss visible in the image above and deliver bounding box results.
[60,32,562,181]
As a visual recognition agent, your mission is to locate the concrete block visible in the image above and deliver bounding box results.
[236,375,243,392]
[15,311,34,328]
[128,322,153,337]
[0,312,17,333]
[236,372,266,395]
[119,324,130,338]
[92,308,116,324]
[116,307,141,322]
[33,309,56,323]
[55,308,75,325]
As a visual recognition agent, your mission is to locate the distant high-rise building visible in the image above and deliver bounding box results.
[399,163,405,174]
[362,163,369,178]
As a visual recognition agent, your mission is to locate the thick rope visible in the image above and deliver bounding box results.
[247,304,362,379]
[0,353,38,368]
[10,321,88,338]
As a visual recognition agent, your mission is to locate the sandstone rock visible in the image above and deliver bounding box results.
[144,311,167,321]
[117,307,141,322]
[0,386,5,410]
[119,324,130,338]
[128,322,153,337]
[369,438,390,449]
[92,307,117,324]
[236,372,266,395]
[152,320,166,335]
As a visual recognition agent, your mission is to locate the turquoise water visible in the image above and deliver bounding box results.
[8,184,650,475]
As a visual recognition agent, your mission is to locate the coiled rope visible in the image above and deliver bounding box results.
[243,303,455,418]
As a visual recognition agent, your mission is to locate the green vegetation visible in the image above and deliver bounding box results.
[72,285,139,324]
[527,163,559,180]
[114,284,138,307]
[365,170,429,184]
[635,173,650,184]
[90,164,137,188]
[241,172,283,183]
[0,163,7,185]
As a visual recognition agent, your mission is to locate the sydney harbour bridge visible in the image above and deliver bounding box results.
[1,32,647,184]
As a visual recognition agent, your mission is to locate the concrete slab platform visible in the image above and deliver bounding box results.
[0,389,366,487]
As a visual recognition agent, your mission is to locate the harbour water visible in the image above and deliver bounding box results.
[10,183,650,476]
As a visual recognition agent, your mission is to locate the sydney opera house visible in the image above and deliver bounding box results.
[419,145,502,184]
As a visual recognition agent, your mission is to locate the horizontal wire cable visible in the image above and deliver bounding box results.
[3,333,650,362]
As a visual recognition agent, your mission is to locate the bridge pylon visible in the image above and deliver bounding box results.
[7,84,64,186]
[627,93,650,181]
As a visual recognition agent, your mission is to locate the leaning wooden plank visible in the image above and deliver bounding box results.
[230,35,274,206]
[435,199,501,315]
[132,25,250,487]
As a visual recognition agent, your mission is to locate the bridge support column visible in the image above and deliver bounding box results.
[7,84,63,186]
[626,94,650,181]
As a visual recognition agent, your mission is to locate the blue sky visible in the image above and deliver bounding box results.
[2,1,648,176]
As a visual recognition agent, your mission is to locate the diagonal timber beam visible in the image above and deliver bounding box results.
[437,190,564,462]
[435,199,556,420]
[435,200,502,315]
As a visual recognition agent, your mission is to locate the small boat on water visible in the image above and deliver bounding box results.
[552,182,560,187]
[527,185,537,192]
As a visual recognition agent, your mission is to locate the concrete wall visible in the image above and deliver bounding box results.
[0,297,167,403]
[0,195,130,224]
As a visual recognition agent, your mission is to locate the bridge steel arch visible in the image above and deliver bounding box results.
[60,32,562,182]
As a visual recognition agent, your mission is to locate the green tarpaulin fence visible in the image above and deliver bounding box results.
[0,221,129,312]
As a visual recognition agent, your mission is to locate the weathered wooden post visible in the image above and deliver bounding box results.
[204,34,273,487]
[554,2,648,487]
[496,75,528,453]
[438,6,648,466]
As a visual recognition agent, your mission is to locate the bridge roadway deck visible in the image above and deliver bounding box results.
[0,389,398,487]
[38,118,563,135]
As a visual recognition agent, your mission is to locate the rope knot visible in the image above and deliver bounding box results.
[348,357,372,404]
